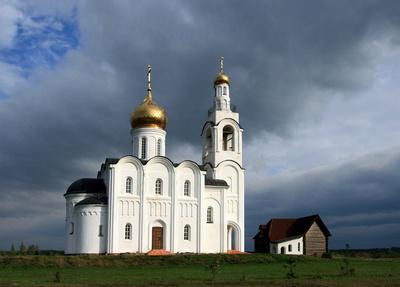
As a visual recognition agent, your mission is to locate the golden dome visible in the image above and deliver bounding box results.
[214,72,230,86]
[214,56,230,86]
[130,65,167,130]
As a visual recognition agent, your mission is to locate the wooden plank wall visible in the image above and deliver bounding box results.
[304,222,327,256]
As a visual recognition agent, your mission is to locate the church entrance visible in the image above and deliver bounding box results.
[227,224,239,251]
[152,227,163,249]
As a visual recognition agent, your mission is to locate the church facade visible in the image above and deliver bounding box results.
[64,59,245,254]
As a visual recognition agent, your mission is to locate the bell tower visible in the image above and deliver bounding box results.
[202,57,243,167]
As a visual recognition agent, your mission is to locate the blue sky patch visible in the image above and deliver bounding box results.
[0,12,79,78]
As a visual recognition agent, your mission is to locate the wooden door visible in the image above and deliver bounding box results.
[152,227,163,249]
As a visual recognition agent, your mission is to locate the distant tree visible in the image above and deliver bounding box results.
[19,242,26,255]
[10,243,16,256]
[27,244,39,255]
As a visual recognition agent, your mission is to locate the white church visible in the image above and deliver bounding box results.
[64,59,245,254]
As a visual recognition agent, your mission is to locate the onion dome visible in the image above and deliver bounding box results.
[130,65,167,130]
[214,56,230,86]
[65,178,106,195]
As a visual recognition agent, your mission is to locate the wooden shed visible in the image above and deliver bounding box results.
[253,214,331,256]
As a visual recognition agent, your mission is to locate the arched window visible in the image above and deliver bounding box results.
[184,225,191,240]
[157,139,162,156]
[298,242,301,252]
[141,137,147,159]
[223,125,234,151]
[288,244,292,252]
[223,86,227,95]
[69,222,74,235]
[218,86,222,96]
[125,177,132,193]
[204,128,212,157]
[99,225,103,237]
[155,179,162,195]
[184,180,190,196]
[280,246,285,254]
[206,207,213,223]
[124,223,132,240]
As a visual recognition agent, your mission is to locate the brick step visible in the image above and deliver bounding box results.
[146,249,173,256]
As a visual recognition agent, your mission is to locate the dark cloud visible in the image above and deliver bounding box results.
[245,148,400,249]
[0,0,400,249]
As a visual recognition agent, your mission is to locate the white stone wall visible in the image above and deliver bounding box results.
[131,127,166,160]
[271,237,304,255]
[74,205,107,254]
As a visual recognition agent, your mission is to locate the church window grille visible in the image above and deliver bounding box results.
[99,225,103,237]
[141,137,147,159]
[155,179,162,195]
[157,139,162,156]
[184,225,190,240]
[184,180,190,196]
[125,223,132,240]
[126,177,132,193]
[288,244,292,252]
[223,125,234,151]
[69,222,74,235]
[207,207,213,223]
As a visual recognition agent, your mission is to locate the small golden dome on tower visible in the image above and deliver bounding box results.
[130,65,167,130]
[214,56,230,86]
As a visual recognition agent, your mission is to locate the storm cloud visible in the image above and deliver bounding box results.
[0,0,399,250]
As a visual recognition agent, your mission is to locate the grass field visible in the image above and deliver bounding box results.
[0,253,399,286]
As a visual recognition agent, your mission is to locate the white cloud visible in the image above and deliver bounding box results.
[0,0,23,48]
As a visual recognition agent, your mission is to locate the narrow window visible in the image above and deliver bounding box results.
[223,125,234,151]
[141,137,147,159]
[99,225,103,237]
[184,225,190,241]
[218,86,222,96]
[125,223,132,240]
[223,86,227,95]
[184,180,190,196]
[157,139,162,156]
[288,244,292,252]
[126,177,132,193]
[298,242,301,252]
[69,222,74,235]
[206,207,213,223]
[155,179,162,195]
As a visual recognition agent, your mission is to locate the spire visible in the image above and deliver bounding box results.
[220,56,224,73]
[145,64,152,102]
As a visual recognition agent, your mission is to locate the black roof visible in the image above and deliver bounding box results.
[205,178,228,187]
[75,195,108,206]
[65,178,106,195]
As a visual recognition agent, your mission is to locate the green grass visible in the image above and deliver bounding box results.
[0,254,399,286]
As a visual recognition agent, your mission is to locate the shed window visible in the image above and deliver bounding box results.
[298,242,301,252]
[99,225,103,237]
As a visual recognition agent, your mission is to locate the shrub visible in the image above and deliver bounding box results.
[54,271,61,283]
[322,252,332,259]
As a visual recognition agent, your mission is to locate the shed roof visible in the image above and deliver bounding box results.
[254,214,331,242]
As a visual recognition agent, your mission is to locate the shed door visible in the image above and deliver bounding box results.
[152,227,163,249]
